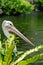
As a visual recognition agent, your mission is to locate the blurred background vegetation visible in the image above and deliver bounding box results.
[0,0,34,15]
[0,0,43,15]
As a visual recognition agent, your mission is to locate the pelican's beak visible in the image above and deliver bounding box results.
[9,26,35,46]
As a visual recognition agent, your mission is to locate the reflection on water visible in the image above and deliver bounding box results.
[1,12,43,65]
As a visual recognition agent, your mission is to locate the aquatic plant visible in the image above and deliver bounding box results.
[0,34,43,65]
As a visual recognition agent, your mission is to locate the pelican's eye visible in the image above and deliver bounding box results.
[10,23,12,26]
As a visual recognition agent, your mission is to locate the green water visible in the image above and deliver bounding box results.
[0,12,43,64]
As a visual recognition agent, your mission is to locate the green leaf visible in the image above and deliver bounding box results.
[17,53,43,65]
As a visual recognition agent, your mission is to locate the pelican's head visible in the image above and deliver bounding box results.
[2,20,35,46]
[2,20,13,28]
[2,20,14,38]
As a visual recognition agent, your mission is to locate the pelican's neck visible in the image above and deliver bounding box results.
[2,26,10,38]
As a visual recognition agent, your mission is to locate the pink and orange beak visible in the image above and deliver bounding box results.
[8,25,35,46]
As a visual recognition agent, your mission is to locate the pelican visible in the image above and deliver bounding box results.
[2,20,34,46]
